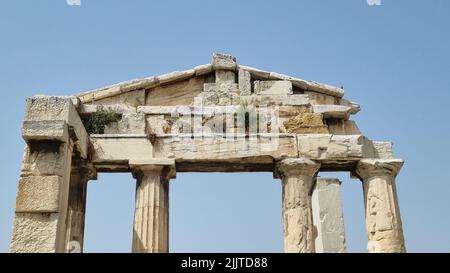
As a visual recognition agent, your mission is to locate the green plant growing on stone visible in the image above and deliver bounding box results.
[82,110,121,134]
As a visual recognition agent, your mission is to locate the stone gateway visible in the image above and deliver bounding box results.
[10,53,406,253]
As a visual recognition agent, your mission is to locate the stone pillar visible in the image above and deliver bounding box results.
[312,178,347,253]
[276,158,321,253]
[10,96,88,253]
[355,159,406,253]
[11,139,74,253]
[65,158,96,253]
[129,159,176,253]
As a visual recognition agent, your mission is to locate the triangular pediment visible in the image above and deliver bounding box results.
[75,53,346,106]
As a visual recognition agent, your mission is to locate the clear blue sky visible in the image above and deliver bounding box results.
[1,0,449,253]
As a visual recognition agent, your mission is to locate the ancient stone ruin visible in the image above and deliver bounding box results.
[11,53,406,253]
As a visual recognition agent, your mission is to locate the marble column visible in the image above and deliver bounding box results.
[276,158,321,253]
[129,159,176,253]
[312,178,347,253]
[65,158,96,253]
[355,159,406,253]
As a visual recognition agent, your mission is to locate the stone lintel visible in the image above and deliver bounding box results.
[355,159,404,180]
[297,134,376,160]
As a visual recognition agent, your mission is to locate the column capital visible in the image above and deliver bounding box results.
[355,159,404,181]
[275,158,321,179]
[129,158,176,179]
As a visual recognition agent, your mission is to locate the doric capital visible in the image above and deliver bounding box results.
[355,159,404,180]
[129,158,176,179]
[275,158,321,179]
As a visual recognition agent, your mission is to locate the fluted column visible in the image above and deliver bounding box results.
[65,158,96,253]
[276,158,321,253]
[356,159,406,253]
[129,159,175,253]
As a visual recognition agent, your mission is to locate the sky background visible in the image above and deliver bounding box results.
[1,0,449,253]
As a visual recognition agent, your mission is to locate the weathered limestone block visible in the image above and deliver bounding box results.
[157,134,297,161]
[312,105,353,120]
[216,70,236,84]
[146,77,209,106]
[240,94,309,107]
[146,115,172,135]
[138,106,179,115]
[212,53,236,84]
[22,120,69,142]
[130,159,175,253]
[270,94,309,106]
[276,158,320,253]
[203,82,239,93]
[278,106,311,118]
[327,120,361,135]
[373,142,394,159]
[284,113,329,134]
[297,134,376,160]
[79,104,136,115]
[355,159,406,253]
[11,138,73,253]
[24,96,88,158]
[212,53,237,70]
[89,89,145,107]
[104,112,146,134]
[238,69,251,95]
[254,81,293,95]
[21,142,71,178]
[312,178,347,253]
[15,176,62,213]
[10,213,59,253]
[25,96,72,121]
[305,92,339,105]
[267,72,344,98]
[199,90,240,106]
[90,136,154,163]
